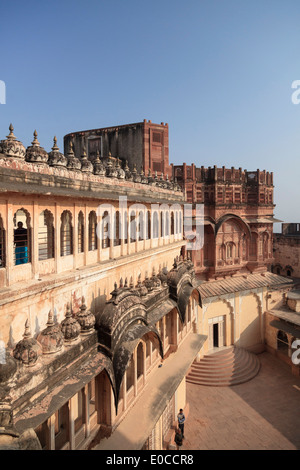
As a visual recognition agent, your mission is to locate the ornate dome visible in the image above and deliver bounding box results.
[48,136,68,168]
[76,297,96,335]
[61,303,81,343]
[12,320,42,367]
[0,124,26,160]
[151,267,162,289]
[157,266,168,286]
[134,274,148,296]
[66,141,81,171]
[93,150,106,176]
[143,272,156,292]
[80,147,93,173]
[37,310,64,354]
[115,158,125,179]
[25,130,49,164]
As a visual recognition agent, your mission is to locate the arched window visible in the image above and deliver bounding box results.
[114,210,120,246]
[153,212,159,239]
[171,212,174,235]
[126,356,134,392]
[219,244,224,260]
[0,216,5,267]
[14,209,31,265]
[60,211,73,256]
[175,212,179,234]
[102,211,110,249]
[226,242,233,259]
[78,211,84,253]
[277,330,289,354]
[179,211,182,235]
[137,342,144,378]
[38,210,54,260]
[88,211,98,251]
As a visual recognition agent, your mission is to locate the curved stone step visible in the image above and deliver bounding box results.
[190,347,249,370]
[188,358,257,378]
[186,346,260,387]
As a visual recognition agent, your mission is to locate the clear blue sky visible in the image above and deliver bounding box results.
[0,0,299,230]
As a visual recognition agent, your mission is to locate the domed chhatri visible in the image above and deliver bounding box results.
[25,130,49,164]
[37,310,64,354]
[93,150,106,176]
[48,136,68,168]
[12,320,42,367]
[0,124,26,160]
[61,303,81,343]
[80,146,93,173]
[76,297,96,335]
[66,141,81,171]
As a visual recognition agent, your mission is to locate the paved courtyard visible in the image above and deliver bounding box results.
[182,352,300,450]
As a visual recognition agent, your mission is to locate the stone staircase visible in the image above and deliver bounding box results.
[186,346,260,386]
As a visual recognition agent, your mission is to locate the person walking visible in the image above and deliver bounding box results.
[177,408,185,438]
[174,428,183,450]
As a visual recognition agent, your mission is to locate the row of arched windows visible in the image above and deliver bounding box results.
[0,207,183,267]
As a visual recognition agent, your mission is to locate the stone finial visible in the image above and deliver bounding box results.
[37,310,64,354]
[61,303,81,343]
[52,136,59,151]
[76,297,95,335]
[31,130,40,147]
[6,124,16,141]
[13,320,41,367]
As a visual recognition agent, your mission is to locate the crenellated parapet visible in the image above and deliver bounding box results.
[173,163,274,206]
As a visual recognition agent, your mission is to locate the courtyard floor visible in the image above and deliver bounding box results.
[182,351,300,450]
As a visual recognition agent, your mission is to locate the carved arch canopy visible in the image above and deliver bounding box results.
[112,323,162,410]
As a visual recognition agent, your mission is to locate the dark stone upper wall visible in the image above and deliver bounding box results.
[64,122,144,172]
